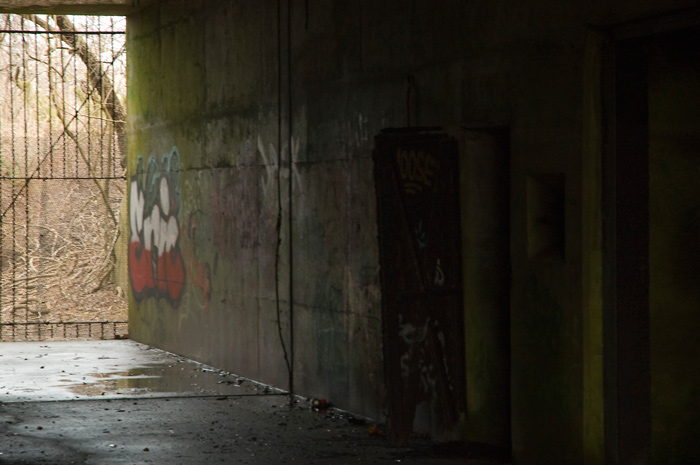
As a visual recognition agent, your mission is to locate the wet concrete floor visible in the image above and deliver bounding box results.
[0,340,509,464]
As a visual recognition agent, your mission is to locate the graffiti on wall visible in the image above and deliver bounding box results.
[397,313,459,430]
[257,135,302,200]
[397,149,437,195]
[129,147,186,306]
[180,215,212,310]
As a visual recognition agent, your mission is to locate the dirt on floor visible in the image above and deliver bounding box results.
[0,340,511,465]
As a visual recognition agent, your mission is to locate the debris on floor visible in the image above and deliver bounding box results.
[0,340,509,464]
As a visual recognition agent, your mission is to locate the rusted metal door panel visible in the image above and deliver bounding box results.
[373,128,465,443]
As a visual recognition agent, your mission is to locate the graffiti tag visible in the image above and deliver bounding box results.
[397,149,437,194]
[434,259,445,287]
[415,220,427,249]
[129,147,186,305]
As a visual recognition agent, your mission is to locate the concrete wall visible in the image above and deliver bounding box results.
[126,0,385,418]
[649,34,700,465]
[124,0,700,464]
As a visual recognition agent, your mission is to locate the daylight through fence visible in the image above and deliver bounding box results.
[0,15,128,341]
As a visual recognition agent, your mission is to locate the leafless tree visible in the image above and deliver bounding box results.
[25,14,126,168]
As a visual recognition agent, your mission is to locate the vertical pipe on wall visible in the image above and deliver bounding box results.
[275,0,294,397]
[287,0,295,398]
[275,0,288,391]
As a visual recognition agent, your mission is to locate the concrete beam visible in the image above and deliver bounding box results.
[0,0,154,15]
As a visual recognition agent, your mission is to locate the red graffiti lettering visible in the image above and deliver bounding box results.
[129,241,154,294]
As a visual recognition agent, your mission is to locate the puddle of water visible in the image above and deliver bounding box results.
[1,340,287,401]
[59,364,275,398]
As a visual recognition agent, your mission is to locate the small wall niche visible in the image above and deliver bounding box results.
[527,173,565,260]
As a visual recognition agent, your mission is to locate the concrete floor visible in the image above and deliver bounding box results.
[0,340,510,464]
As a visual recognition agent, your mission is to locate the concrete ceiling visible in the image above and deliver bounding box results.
[0,0,153,15]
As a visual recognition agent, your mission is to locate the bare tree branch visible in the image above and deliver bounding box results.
[22,14,126,168]
[0,14,128,322]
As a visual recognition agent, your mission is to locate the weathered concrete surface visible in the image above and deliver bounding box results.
[0,397,508,464]
[123,0,700,463]
[125,0,384,423]
[0,340,508,465]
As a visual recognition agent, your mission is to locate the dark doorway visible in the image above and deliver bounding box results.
[373,127,511,450]
[604,20,700,465]
[603,33,652,465]
[374,128,466,444]
[647,28,700,464]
